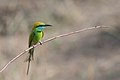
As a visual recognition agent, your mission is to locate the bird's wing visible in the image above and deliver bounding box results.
[29,31,35,47]
[24,31,35,62]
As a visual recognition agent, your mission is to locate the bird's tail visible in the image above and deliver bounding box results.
[24,48,34,75]
[24,48,34,62]
[27,54,31,75]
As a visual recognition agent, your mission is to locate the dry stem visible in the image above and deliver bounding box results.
[0,26,109,73]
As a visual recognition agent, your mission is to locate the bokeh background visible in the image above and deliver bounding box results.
[0,0,120,80]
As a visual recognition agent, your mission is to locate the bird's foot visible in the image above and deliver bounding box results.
[39,42,42,45]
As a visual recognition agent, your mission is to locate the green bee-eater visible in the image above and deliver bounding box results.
[26,22,52,75]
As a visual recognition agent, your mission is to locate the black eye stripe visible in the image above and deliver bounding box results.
[36,25,45,28]
[36,24,52,28]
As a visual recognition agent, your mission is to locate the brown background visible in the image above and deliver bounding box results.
[0,0,120,80]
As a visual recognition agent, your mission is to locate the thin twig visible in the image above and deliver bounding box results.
[0,26,109,73]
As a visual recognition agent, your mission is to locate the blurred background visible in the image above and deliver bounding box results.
[0,0,120,80]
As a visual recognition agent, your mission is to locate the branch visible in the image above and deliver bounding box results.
[0,26,109,73]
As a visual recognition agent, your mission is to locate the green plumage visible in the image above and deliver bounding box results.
[26,21,51,75]
[29,30,44,60]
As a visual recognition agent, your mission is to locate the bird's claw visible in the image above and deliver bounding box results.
[39,42,42,45]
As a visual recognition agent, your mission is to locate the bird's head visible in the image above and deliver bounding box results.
[33,22,52,31]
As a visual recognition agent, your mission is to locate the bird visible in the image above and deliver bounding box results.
[26,21,52,75]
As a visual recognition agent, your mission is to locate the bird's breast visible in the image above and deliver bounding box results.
[34,31,44,42]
